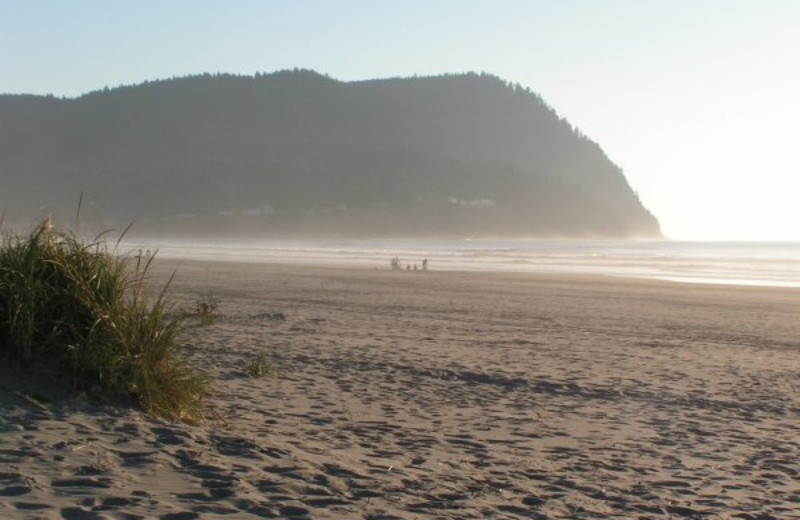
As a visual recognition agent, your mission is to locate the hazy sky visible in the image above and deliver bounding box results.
[3,0,799,240]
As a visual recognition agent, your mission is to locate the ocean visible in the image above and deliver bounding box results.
[120,238,800,288]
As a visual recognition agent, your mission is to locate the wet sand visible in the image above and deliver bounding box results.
[2,261,800,519]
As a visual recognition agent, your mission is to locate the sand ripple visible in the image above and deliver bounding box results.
[2,263,800,519]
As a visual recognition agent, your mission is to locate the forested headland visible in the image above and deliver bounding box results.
[0,71,660,238]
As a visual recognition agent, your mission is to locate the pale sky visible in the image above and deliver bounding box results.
[2,0,799,240]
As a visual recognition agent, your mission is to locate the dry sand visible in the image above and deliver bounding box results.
[2,261,800,519]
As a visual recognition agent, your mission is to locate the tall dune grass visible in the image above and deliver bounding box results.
[0,222,207,422]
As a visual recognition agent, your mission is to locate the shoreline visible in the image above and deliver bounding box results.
[156,256,800,293]
[118,238,800,290]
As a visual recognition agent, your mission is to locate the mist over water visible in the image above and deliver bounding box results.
[122,239,800,288]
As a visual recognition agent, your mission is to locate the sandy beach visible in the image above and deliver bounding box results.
[2,261,800,519]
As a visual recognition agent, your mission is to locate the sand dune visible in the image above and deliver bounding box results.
[2,262,800,519]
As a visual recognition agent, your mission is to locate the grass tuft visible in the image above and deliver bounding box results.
[0,221,207,422]
[181,293,220,327]
[247,352,272,378]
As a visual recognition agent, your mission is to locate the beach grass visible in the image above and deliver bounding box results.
[246,352,272,378]
[0,221,207,422]
[181,293,221,327]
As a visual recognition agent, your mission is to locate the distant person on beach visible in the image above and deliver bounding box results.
[422,258,428,271]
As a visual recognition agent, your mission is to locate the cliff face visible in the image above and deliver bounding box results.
[0,71,661,238]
